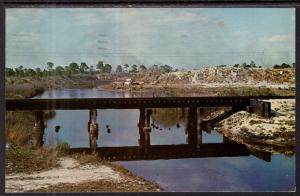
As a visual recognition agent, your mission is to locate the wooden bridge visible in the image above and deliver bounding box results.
[5,95,294,152]
[6,95,294,110]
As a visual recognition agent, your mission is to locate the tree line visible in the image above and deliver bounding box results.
[5,60,295,77]
[5,61,175,77]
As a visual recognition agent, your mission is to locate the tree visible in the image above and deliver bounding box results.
[89,65,95,75]
[130,64,138,73]
[27,68,36,76]
[80,62,89,73]
[159,65,173,73]
[123,64,129,72]
[281,63,291,68]
[250,60,256,68]
[273,64,281,69]
[139,65,147,72]
[242,62,250,68]
[116,65,123,73]
[96,61,104,72]
[35,68,42,76]
[69,62,79,74]
[55,66,65,75]
[292,63,296,68]
[234,64,240,68]
[103,64,112,73]
[5,68,15,76]
[15,65,24,76]
[47,62,54,71]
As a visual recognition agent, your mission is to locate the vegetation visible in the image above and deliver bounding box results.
[6,60,295,79]
[5,144,59,174]
[218,86,295,97]
[55,142,70,156]
[273,63,295,69]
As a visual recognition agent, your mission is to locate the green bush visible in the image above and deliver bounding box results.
[55,142,70,156]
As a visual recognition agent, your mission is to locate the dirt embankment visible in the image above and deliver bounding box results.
[6,157,160,193]
[102,68,295,96]
[213,99,295,155]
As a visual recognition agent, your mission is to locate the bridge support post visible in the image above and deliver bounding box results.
[196,108,202,150]
[88,109,99,152]
[144,109,152,152]
[32,111,45,147]
[146,109,152,128]
[138,108,146,147]
[186,107,198,147]
[247,100,271,118]
[143,127,151,152]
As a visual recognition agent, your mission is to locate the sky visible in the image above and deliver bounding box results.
[6,8,295,69]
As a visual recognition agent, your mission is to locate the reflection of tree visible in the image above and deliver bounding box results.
[151,107,228,128]
[151,108,186,128]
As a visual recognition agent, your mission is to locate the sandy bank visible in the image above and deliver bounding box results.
[6,157,160,193]
[214,99,295,155]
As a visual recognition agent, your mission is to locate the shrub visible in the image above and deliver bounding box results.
[6,144,58,174]
[55,142,70,156]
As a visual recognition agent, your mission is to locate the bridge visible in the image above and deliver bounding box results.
[5,96,294,152]
[5,95,294,110]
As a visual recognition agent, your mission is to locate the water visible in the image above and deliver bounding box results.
[33,88,295,191]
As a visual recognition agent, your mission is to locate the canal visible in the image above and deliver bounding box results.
[33,88,295,191]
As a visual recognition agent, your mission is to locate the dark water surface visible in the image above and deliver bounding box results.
[33,88,295,191]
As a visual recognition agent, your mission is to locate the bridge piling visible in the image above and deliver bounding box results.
[247,100,271,118]
[31,111,45,147]
[88,109,99,152]
[138,108,146,147]
[196,108,202,150]
[186,107,198,147]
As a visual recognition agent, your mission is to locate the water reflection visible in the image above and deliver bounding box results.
[33,88,295,191]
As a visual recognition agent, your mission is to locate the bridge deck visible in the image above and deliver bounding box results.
[6,96,294,110]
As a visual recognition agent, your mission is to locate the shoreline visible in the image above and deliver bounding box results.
[213,99,295,155]
[6,156,161,193]
[5,76,162,192]
[5,73,296,192]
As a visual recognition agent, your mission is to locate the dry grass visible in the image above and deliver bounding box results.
[71,152,101,165]
[6,145,59,174]
[5,110,55,146]
[218,86,295,97]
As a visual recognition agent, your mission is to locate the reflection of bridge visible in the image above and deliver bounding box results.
[6,96,294,151]
[69,143,271,162]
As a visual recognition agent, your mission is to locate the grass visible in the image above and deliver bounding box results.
[5,74,102,146]
[55,142,70,156]
[5,110,55,146]
[71,152,101,164]
[218,86,295,97]
[5,144,59,174]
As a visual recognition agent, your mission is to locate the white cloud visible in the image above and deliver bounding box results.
[260,35,289,42]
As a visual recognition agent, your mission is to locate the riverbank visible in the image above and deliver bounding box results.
[213,99,295,155]
[102,67,295,97]
[5,75,162,192]
[5,74,110,99]
[6,156,160,192]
